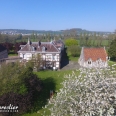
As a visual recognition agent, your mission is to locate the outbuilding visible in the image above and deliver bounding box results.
[78,47,109,68]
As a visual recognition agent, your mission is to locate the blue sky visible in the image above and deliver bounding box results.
[0,0,116,32]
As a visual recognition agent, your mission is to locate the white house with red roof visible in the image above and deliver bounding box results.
[78,47,109,68]
[18,39,64,69]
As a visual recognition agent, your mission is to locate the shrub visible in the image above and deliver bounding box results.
[68,45,81,57]
[0,62,43,116]
[65,38,78,46]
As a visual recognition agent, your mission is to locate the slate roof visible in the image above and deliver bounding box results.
[18,42,60,53]
[53,40,64,46]
[84,48,108,61]
[0,44,7,52]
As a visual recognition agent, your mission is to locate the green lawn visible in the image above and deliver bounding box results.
[23,70,80,116]
[108,61,115,66]
[68,55,79,61]
[67,50,79,61]
[8,51,18,57]
[108,60,116,68]
[8,53,18,56]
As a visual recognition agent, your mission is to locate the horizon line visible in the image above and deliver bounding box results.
[0,28,113,33]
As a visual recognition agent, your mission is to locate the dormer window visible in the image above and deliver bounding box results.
[23,54,25,58]
[38,41,41,47]
[42,46,46,52]
[52,55,55,60]
[31,46,36,51]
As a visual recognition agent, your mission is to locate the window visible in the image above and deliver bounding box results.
[42,46,46,52]
[23,54,25,58]
[31,46,35,51]
[53,62,56,67]
[52,55,55,60]
[88,61,91,64]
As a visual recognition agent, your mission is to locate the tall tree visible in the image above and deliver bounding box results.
[79,33,83,46]
[108,38,116,60]
[93,32,96,46]
[31,54,44,71]
[65,38,78,46]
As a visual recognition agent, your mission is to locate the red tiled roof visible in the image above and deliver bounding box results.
[84,48,108,61]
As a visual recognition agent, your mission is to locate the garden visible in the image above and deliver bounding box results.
[23,62,116,116]
[23,69,80,116]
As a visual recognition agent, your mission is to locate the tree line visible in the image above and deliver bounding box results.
[1,31,116,57]
[79,32,116,47]
[0,32,62,43]
[0,31,116,47]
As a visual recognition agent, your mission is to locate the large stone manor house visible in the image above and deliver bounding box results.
[18,39,64,70]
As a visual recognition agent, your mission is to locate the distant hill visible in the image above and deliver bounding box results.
[0,28,112,35]
[60,28,112,34]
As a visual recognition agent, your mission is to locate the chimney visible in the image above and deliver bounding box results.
[38,41,41,46]
[38,41,41,48]
[27,38,31,45]
[50,38,53,43]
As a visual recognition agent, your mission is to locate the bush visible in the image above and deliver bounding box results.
[68,45,81,57]
[0,62,43,116]
[65,38,78,46]
[0,62,24,96]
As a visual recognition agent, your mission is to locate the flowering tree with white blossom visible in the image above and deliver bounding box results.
[39,65,116,116]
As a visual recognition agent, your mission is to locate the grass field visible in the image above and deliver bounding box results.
[23,69,80,116]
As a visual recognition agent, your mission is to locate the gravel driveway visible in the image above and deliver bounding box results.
[60,61,81,70]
